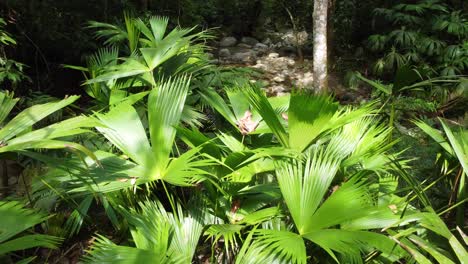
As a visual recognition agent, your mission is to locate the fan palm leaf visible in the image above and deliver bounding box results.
[0,201,62,256]
[43,76,211,196]
[0,93,96,158]
[84,200,204,264]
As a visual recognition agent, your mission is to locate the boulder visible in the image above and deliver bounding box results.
[296,72,314,88]
[273,75,286,83]
[254,43,268,50]
[268,85,288,96]
[219,48,231,57]
[232,51,256,63]
[219,36,237,47]
[268,52,279,59]
[241,36,259,46]
[281,30,309,46]
[262,38,272,46]
[237,43,252,49]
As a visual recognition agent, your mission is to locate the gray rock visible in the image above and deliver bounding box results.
[279,45,296,54]
[219,36,237,47]
[269,85,288,95]
[237,43,252,49]
[273,75,286,83]
[254,43,268,50]
[232,51,256,63]
[296,72,314,88]
[241,36,259,46]
[218,48,231,57]
[263,38,272,46]
[282,30,309,46]
[268,52,279,59]
[253,63,267,71]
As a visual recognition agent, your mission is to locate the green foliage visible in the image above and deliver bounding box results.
[66,14,213,114]
[414,119,467,226]
[368,0,468,77]
[354,67,465,130]
[0,18,29,88]
[0,201,62,260]
[0,91,96,157]
[84,200,204,264]
[2,7,467,263]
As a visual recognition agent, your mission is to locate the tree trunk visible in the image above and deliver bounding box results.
[312,0,328,93]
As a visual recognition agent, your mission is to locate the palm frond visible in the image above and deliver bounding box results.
[205,224,243,254]
[303,229,397,263]
[148,76,190,171]
[276,148,340,234]
[95,103,154,166]
[0,95,79,141]
[243,85,288,147]
[86,200,204,264]
[0,201,62,255]
[237,229,307,264]
[0,90,19,124]
[83,235,163,263]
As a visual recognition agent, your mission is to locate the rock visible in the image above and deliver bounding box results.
[254,43,269,56]
[254,43,268,50]
[296,72,314,88]
[282,30,309,46]
[285,58,295,67]
[218,48,231,57]
[237,43,252,49]
[253,43,269,56]
[232,51,256,63]
[205,52,214,59]
[219,36,237,47]
[268,52,279,59]
[273,75,286,83]
[263,38,272,46]
[241,36,259,46]
[253,63,267,71]
[269,85,288,95]
[279,45,296,55]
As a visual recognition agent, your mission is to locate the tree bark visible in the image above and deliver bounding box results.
[312,0,328,93]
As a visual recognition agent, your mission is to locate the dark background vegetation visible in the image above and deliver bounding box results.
[2,0,466,97]
[0,0,389,96]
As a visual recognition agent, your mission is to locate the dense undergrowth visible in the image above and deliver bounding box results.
[0,5,467,264]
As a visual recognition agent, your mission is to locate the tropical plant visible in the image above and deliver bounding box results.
[0,18,29,88]
[354,66,465,130]
[368,0,468,77]
[0,201,62,263]
[64,13,215,133]
[175,86,418,262]
[27,80,468,263]
[32,76,211,197]
[84,199,204,263]
[414,119,467,227]
[0,91,96,157]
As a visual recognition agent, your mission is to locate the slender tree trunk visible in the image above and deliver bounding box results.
[312,0,328,93]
